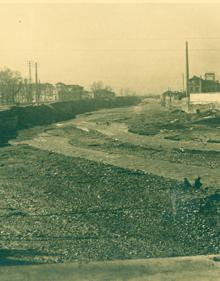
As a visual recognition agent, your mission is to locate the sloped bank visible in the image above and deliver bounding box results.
[0,96,141,145]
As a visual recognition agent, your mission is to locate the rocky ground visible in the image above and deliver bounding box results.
[1,100,220,265]
[0,144,220,265]
[128,100,220,143]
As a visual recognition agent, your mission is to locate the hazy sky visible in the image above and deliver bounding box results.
[1,3,220,94]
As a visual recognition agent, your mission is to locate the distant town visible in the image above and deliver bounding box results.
[0,67,137,106]
[0,67,115,105]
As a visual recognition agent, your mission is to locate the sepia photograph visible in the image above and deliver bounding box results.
[0,0,220,280]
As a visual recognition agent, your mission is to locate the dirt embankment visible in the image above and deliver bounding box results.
[0,97,141,145]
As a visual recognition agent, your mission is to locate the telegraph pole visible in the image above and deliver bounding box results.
[182,73,185,91]
[28,61,32,103]
[35,62,39,103]
[186,41,190,111]
[28,61,32,84]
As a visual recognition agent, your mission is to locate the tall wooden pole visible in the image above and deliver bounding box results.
[35,62,38,103]
[28,61,32,103]
[182,73,185,91]
[28,61,32,84]
[186,41,190,111]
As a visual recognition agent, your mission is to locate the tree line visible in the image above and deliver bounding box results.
[0,68,119,106]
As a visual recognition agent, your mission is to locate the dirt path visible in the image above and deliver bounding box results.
[11,105,220,188]
[1,255,220,281]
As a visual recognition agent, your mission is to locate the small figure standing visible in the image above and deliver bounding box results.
[194,176,202,190]
[183,178,191,192]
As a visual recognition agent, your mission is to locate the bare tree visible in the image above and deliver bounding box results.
[90,81,105,93]
[90,81,115,99]
[0,68,22,104]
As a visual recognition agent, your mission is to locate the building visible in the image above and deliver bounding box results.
[189,73,220,105]
[93,89,115,99]
[205,72,215,81]
[189,73,220,93]
[83,90,94,99]
[161,90,186,106]
[55,83,86,101]
[38,83,58,102]
[190,93,220,105]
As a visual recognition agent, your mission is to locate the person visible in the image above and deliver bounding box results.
[194,177,202,190]
[183,178,191,192]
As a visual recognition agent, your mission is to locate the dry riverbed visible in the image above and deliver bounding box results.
[1,102,220,265]
[0,144,220,265]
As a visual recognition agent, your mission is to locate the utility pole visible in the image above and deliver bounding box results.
[28,61,32,103]
[28,61,32,84]
[182,73,185,92]
[186,41,190,111]
[35,62,39,103]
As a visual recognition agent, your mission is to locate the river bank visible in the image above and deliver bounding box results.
[0,96,141,146]
[1,102,220,265]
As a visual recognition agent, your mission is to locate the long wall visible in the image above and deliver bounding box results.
[190,93,220,104]
[0,96,141,145]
